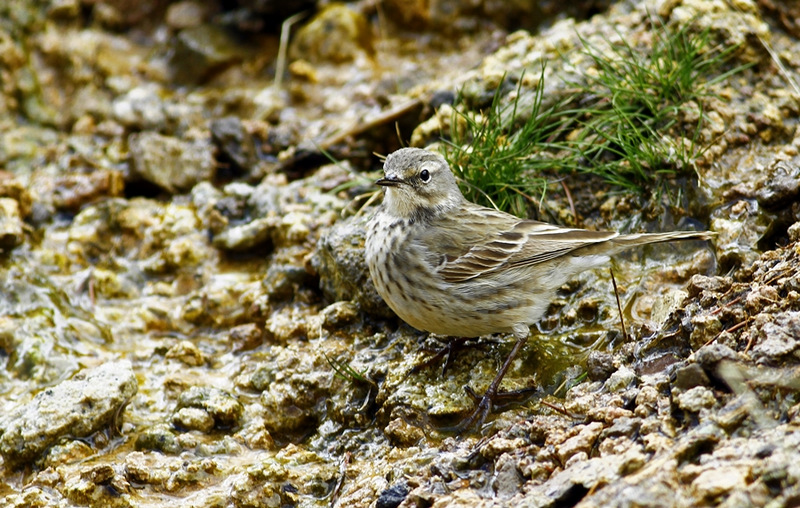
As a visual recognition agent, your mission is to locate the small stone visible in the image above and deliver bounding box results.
[376,482,409,508]
[755,162,800,208]
[165,340,206,367]
[0,198,24,251]
[689,314,723,350]
[169,24,242,84]
[135,424,181,454]
[210,116,258,175]
[694,344,738,368]
[229,323,264,352]
[651,289,688,324]
[687,275,732,297]
[173,407,215,433]
[586,351,616,381]
[752,311,800,360]
[384,418,424,447]
[676,386,717,413]
[290,4,374,63]
[556,422,604,464]
[213,216,279,251]
[605,366,636,392]
[129,132,215,193]
[691,466,746,500]
[673,363,711,391]
[112,85,167,130]
[177,386,243,429]
[166,1,206,29]
[788,221,800,243]
[320,301,359,330]
[0,171,33,218]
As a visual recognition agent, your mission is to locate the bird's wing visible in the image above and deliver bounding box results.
[428,207,617,283]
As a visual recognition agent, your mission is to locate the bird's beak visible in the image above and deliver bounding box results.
[376,176,402,187]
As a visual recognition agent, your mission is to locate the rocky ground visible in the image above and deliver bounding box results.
[1,0,799,507]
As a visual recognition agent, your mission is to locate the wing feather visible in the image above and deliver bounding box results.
[423,205,618,283]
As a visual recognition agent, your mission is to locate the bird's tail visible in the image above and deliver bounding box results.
[609,230,714,249]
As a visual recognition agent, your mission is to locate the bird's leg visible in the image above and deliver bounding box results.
[411,336,498,376]
[456,327,529,432]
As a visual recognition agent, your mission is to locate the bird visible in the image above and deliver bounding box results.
[365,147,712,431]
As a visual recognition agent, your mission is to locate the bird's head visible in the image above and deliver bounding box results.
[377,148,464,220]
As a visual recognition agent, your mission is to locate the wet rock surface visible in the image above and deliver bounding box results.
[1,0,800,507]
[0,361,137,469]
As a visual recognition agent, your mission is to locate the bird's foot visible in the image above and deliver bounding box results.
[410,336,498,376]
[452,384,537,433]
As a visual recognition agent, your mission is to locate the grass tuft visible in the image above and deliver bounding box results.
[438,17,750,217]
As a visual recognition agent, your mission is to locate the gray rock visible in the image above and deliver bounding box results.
[586,350,616,381]
[0,198,24,251]
[0,360,137,469]
[755,162,800,209]
[176,386,243,429]
[673,363,711,391]
[169,24,242,85]
[210,116,257,174]
[112,85,167,130]
[129,132,215,193]
[752,311,800,360]
[312,214,393,318]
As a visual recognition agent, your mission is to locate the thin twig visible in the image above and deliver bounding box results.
[274,12,308,90]
[559,179,577,221]
[610,269,630,343]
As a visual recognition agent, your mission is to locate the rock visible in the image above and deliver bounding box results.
[752,311,800,360]
[694,343,739,368]
[228,323,264,352]
[556,421,604,464]
[605,365,636,392]
[689,313,723,350]
[691,466,747,501]
[290,3,374,64]
[169,24,242,85]
[312,214,392,318]
[52,169,125,211]
[112,85,167,130]
[586,350,616,381]
[165,340,206,366]
[676,386,717,413]
[173,407,215,433]
[0,171,33,218]
[129,132,215,193]
[650,289,688,324]
[175,386,243,430]
[755,162,800,209]
[134,424,181,454]
[376,482,409,508]
[210,116,258,175]
[493,453,523,497]
[262,263,311,301]
[673,363,711,391]
[788,221,800,243]
[165,1,207,30]
[0,360,137,469]
[212,216,279,251]
[0,198,24,252]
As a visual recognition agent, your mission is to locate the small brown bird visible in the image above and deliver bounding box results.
[365,147,712,430]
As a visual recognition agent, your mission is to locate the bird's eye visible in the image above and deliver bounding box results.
[419,169,431,183]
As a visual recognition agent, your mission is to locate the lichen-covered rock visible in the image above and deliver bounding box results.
[175,386,243,430]
[0,360,137,469]
[129,132,215,193]
[0,197,24,251]
[312,214,392,318]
